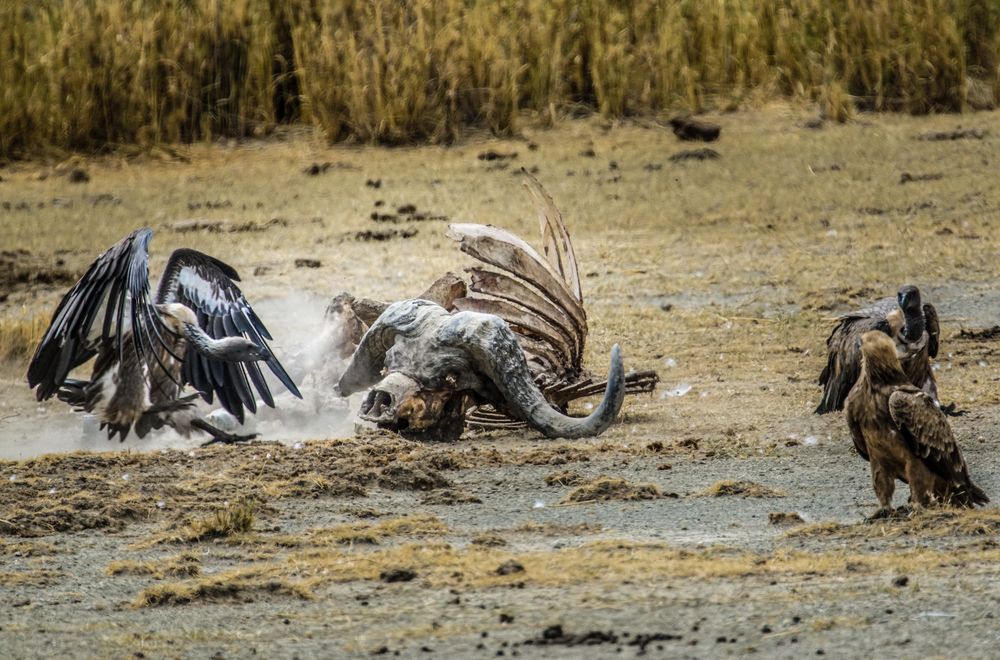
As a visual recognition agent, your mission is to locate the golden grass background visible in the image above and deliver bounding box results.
[2,0,999,156]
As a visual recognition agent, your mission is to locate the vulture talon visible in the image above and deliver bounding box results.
[199,431,259,448]
[939,402,966,417]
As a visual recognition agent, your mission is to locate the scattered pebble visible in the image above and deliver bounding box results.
[661,383,692,398]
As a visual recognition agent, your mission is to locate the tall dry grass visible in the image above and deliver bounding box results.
[1,0,998,155]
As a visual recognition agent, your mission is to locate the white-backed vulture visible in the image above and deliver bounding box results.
[27,228,301,444]
[816,285,949,414]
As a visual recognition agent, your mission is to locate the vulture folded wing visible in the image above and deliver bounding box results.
[816,314,891,413]
[27,228,164,400]
[923,303,940,358]
[158,249,301,422]
[887,389,980,500]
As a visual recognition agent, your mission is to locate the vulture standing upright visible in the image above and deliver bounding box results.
[816,285,950,414]
[845,331,987,520]
[27,228,301,444]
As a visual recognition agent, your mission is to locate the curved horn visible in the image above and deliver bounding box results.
[337,300,442,396]
[444,312,624,438]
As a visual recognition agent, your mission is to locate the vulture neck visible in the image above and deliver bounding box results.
[182,322,227,359]
[901,307,925,343]
[863,355,909,388]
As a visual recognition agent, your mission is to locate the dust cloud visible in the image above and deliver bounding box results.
[0,290,365,461]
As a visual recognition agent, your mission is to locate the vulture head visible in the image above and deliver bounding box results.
[860,330,906,380]
[895,284,925,343]
[337,300,625,441]
[896,285,922,315]
[155,302,271,363]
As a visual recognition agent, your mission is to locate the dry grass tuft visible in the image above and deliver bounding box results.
[544,470,587,487]
[0,569,64,586]
[787,508,1000,540]
[560,477,661,504]
[309,514,449,548]
[699,480,785,498]
[133,567,312,608]
[0,315,47,364]
[107,552,201,579]
[142,499,258,547]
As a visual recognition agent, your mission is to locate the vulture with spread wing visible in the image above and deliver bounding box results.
[846,331,987,520]
[27,228,301,444]
[816,285,951,414]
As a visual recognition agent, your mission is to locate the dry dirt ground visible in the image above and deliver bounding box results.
[1,106,1000,658]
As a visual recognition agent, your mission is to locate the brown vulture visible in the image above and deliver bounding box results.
[27,228,301,444]
[815,285,956,414]
[845,331,987,520]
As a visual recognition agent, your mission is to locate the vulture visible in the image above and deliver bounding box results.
[845,331,987,520]
[816,285,952,414]
[27,228,301,444]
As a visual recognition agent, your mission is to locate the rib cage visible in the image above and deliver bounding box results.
[446,173,658,428]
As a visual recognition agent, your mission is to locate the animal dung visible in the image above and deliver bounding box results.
[294,258,321,268]
[495,559,525,576]
[379,568,417,583]
[916,128,985,141]
[68,168,90,183]
[899,172,944,184]
[669,148,721,162]
[353,228,418,242]
[669,116,721,142]
[477,150,517,161]
[769,511,806,525]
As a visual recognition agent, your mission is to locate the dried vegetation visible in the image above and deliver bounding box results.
[3,1,999,155]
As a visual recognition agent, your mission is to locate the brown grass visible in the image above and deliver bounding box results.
[787,508,1000,540]
[107,552,201,579]
[133,566,312,607]
[559,476,662,503]
[0,315,47,363]
[2,1,997,156]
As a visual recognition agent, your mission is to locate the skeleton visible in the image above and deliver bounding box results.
[329,174,657,439]
[336,300,625,440]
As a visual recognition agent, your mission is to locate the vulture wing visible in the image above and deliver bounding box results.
[158,249,301,423]
[27,228,168,401]
[923,303,940,358]
[816,313,892,413]
[888,389,988,506]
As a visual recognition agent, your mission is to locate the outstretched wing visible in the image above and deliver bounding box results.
[27,228,168,400]
[888,388,987,505]
[157,249,301,423]
[923,303,940,358]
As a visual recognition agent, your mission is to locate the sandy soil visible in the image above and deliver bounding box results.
[2,106,1000,658]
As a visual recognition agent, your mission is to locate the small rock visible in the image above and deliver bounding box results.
[68,168,90,183]
[294,258,321,268]
[380,568,417,583]
[893,575,909,587]
[495,560,525,576]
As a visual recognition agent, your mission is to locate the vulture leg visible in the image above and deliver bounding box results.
[192,419,259,446]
